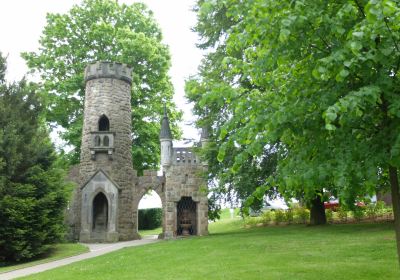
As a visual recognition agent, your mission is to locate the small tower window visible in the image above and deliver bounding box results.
[99,115,110,131]
[103,135,110,147]
[94,135,101,147]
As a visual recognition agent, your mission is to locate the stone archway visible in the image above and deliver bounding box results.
[137,190,163,237]
[80,170,119,242]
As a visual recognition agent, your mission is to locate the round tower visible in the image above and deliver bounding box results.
[77,61,137,242]
[80,61,133,169]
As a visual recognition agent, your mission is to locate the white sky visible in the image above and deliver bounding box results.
[0,0,204,208]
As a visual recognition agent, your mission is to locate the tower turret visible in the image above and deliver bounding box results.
[160,105,173,167]
[200,126,210,147]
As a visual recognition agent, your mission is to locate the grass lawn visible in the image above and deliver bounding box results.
[138,227,162,237]
[0,243,88,274]
[19,216,400,280]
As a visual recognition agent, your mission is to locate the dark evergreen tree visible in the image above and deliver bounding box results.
[0,54,67,261]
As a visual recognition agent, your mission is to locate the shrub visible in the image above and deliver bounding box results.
[285,209,294,224]
[366,204,377,220]
[325,209,334,223]
[337,207,348,222]
[261,211,273,225]
[295,207,309,224]
[353,207,365,222]
[375,201,386,215]
[245,217,262,227]
[138,208,162,230]
[274,210,286,224]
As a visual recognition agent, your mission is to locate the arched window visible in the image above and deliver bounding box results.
[98,115,110,131]
[103,135,109,147]
[94,135,101,147]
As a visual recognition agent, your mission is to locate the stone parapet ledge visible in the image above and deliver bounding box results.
[85,61,132,84]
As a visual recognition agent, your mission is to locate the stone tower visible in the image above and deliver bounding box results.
[77,61,137,242]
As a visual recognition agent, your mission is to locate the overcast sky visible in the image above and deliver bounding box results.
[0,0,204,208]
[0,0,203,143]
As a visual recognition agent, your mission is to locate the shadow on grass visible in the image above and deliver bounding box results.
[0,243,88,274]
[0,246,56,268]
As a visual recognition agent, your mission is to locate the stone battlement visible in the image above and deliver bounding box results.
[172,148,199,165]
[85,61,132,84]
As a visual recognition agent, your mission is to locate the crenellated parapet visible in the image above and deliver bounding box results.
[172,148,200,166]
[85,61,132,84]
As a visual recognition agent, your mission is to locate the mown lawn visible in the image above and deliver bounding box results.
[138,227,162,237]
[21,217,399,280]
[0,243,88,274]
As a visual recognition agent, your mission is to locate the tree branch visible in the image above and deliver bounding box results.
[384,17,400,53]
[353,0,366,18]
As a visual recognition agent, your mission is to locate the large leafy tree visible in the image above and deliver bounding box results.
[0,54,68,261]
[186,0,279,211]
[188,0,400,260]
[22,0,181,172]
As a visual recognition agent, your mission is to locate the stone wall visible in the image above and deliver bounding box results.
[162,148,209,238]
[135,171,165,236]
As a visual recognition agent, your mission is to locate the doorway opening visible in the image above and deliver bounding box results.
[177,196,197,236]
[138,190,162,237]
[92,192,108,232]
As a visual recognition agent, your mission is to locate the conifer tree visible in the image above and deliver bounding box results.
[0,54,67,261]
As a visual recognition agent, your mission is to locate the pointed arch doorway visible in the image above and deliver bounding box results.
[92,192,108,232]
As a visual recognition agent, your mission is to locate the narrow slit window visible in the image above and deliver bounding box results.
[103,135,109,147]
[94,135,101,146]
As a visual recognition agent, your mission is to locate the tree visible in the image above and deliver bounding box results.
[0,54,68,261]
[188,0,400,260]
[22,0,181,172]
[186,1,280,211]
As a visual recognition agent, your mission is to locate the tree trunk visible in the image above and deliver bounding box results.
[310,193,327,225]
[389,165,400,266]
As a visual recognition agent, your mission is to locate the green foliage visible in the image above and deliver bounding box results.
[244,217,261,227]
[338,207,349,223]
[274,210,286,225]
[375,201,387,215]
[285,209,294,224]
[0,54,67,261]
[353,207,366,222]
[22,0,181,172]
[325,209,334,224]
[294,207,310,224]
[208,195,222,221]
[261,211,273,224]
[188,0,400,222]
[138,208,162,230]
[366,204,377,220]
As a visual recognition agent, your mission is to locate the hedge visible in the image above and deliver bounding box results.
[138,208,162,230]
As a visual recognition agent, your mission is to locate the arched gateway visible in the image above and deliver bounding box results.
[68,62,209,242]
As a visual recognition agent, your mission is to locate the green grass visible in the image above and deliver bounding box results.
[0,243,88,274]
[19,217,400,280]
[138,227,162,237]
